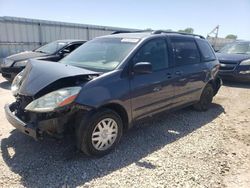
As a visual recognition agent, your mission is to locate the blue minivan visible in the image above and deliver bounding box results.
[5,31,222,156]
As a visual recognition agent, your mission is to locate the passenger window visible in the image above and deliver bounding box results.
[133,39,168,71]
[171,38,200,65]
[196,39,216,61]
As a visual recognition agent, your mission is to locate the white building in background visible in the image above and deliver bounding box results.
[0,16,135,62]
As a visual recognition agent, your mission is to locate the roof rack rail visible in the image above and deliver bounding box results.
[111,31,132,34]
[111,30,150,35]
[151,30,205,39]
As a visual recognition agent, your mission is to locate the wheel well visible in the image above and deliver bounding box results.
[100,103,129,130]
[208,78,221,96]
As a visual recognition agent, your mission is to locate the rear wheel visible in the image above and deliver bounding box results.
[193,84,214,111]
[76,108,123,156]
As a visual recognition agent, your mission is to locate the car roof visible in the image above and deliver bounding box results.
[102,32,153,39]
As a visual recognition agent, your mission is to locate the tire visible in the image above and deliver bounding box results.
[76,108,123,157]
[193,84,214,111]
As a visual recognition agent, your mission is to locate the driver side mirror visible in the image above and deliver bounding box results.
[133,62,152,74]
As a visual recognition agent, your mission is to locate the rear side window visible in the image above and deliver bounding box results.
[196,39,216,61]
[170,37,200,65]
[133,38,168,71]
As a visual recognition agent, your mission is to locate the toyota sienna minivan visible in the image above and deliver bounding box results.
[5,31,222,156]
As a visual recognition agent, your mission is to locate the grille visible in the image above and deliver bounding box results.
[16,95,33,109]
[219,61,238,71]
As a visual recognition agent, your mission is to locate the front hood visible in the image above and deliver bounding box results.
[8,51,48,62]
[216,53,250,63]
[18,60,99,96]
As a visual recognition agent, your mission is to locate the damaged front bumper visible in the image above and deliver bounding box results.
[4,102,85,140]
[5,103,39,140]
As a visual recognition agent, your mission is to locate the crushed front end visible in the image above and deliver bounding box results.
[4,60,99,140]
[5,94,80,140]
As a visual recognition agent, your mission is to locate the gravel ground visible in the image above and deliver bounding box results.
[0,75,249,188]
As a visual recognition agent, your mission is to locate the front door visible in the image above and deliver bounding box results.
[130,38,175,120]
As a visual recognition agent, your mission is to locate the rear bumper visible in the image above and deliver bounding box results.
[219,65,250,82]
[1,66,24,81]
[4,103,38,140]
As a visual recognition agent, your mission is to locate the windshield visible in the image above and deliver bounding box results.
[219,42,250,54]
[35,41,68,54]
[60,38,139,71]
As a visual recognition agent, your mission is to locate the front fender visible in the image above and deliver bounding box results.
[75,86,115,108]
[74,70,131,117]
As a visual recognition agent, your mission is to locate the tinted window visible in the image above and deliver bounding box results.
[171,38,200,65]
[196,39,216,61]
[133,39,168,71]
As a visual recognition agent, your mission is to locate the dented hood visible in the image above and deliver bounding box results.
[18,59,99,96]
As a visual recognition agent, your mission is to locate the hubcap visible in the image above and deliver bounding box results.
[91,118,118,151]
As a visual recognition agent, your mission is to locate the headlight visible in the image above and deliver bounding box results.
[11,71,24,96]
[25,87,81,112]
[13,60,28,67]
[240,59,250,65]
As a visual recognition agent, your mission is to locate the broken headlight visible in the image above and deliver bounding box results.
[25,87,81,112]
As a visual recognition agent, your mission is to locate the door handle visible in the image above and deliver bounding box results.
[153,86,162,92]
[175,71,183,75]
[166,73,172,79]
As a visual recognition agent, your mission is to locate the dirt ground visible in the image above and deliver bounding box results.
[0,75,249,188]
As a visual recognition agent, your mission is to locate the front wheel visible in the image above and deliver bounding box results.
[76,108,123,157]
[193,84,214,111]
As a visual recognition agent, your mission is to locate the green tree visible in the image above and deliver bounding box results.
[178,28,194,34]
[225,34,237,40]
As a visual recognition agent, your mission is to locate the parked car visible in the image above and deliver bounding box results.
[216,41,250,82]
[5,31,222,156]
[0,40,86,81]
